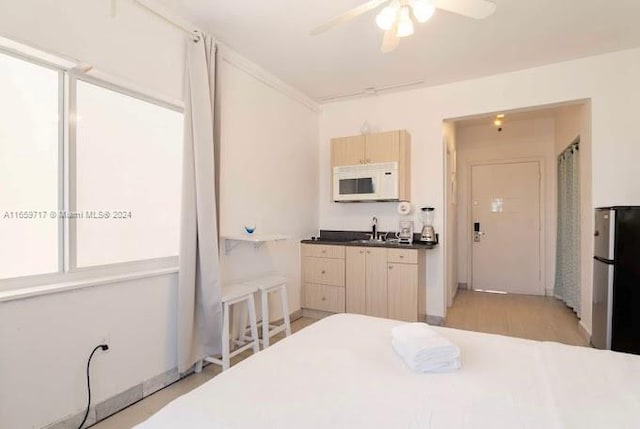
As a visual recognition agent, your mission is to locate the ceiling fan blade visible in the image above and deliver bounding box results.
[381,23,400,53]
[435,0,496,19]
[310,0,389,36]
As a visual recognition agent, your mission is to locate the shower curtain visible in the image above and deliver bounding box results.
[555,141,581,314]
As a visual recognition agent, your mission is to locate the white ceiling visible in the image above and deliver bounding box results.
[157,0,640,101]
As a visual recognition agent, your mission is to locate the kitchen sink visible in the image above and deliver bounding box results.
[350,239,386,245]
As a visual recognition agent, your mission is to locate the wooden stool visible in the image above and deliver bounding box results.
[204,283,259,371]
[243,275,292,348]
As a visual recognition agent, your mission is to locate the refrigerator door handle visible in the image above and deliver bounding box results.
[594,255,614,265]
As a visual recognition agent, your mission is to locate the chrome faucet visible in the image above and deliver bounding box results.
[371,216,378,241]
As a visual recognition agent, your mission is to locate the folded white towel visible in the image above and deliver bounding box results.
[391,323,461,373]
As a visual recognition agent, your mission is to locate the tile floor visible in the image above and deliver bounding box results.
[90,317,317,429]
[445,289,589,347]
[91,291,587,428]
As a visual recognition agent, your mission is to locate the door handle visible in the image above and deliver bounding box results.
[473,222,484,242]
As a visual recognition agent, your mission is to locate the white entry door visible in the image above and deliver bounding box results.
[471,161,542,295]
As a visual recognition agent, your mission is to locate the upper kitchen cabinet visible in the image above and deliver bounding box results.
[364,130,401,164]
[331,130,410,167]
[331,135,366,166]
[330,129,411,201]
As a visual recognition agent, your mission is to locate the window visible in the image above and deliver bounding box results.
[74,81,182,267]
[0,48,183,285]
[0,52,60,279]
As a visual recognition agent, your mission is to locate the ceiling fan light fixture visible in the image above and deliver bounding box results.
[411,0,436,23]
[396,6,414,37]
[375,5,398,30]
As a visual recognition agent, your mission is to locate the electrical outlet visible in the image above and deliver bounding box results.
[100,335,111,353]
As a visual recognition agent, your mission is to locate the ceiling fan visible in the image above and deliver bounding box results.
[310,0,496,53]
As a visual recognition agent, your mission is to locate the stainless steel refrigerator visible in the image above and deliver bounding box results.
[592,207,640,354]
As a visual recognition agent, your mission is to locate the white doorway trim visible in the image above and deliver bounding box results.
[466,157,546,295]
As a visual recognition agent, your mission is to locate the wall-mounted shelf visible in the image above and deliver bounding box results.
[222,234,288,254]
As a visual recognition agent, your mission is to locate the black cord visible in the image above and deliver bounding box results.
[77,344,109,429]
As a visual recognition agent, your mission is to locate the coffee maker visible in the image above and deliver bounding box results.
[419,207,437,244]
[396,220,414,244]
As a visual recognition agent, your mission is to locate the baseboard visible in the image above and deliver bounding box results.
[289,308,303,322]
[458,282,468,290]
[45,308,303,429]
[43,366,178,429]
[301,308,336,320]
[425,315,445,326]
[578,320,592,345]
[545,288,555,297]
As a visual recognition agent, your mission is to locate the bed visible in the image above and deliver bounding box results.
[135,313,640,429]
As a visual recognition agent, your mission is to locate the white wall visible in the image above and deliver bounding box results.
[554,104,593,325]
[217,55,319,318]
[0,1,318,428]
[0,0,185,102]
[455,118,557,295]
[0,274,178,429]
[319,47,640,328]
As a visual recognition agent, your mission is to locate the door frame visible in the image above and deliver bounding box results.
[466,157,546,295]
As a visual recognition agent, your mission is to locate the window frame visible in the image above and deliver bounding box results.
[0,47,183,292]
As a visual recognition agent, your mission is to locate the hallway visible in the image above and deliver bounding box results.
[445,289,589,347]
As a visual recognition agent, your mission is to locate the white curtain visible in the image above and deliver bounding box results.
[555,141,581,314]
[178,32,222,373]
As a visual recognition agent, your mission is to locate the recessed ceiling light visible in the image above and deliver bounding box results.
[496,114,505,119]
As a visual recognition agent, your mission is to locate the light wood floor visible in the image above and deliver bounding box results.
[445,289,589,347]
[91,317,317,429]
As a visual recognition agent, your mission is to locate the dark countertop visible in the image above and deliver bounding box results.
[301,230,437,250]
[301,239,435,250]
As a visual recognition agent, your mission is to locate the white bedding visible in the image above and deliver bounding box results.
[135,314,640,429]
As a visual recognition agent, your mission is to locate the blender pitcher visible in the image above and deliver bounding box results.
[419,207,437,244]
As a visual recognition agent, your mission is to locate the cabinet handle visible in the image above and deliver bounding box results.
[321,296,326,301]
[366,250,371,254]
[359,250,364,254]
[366,159,371,163]
[321,270,326,274]
[399,255,404,259]
[359,160,364,164]
[389,265,394,269]
[321,250,326,254]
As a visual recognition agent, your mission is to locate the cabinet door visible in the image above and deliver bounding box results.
[365,247,388,318]
[364,131,399,164]
[331,135,365,166]
[303,257,345,286]
[304,283,345,313]
[345,247,366,314]
[387,248,417,264]
[387,263,418,322]
[303,244,345,259]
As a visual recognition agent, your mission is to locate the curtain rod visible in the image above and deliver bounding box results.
[559,138,580,159]
[132,0,201,41]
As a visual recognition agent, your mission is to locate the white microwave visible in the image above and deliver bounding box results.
[333,162,399,202]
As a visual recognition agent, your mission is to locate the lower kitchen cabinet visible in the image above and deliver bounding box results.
[346,247,388,317]
[364,247,389,318]
[302,244,346,314]
[345,247,366,314]
[303,283,345,313]
[303,243,426,322]
[387,262,418,322]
